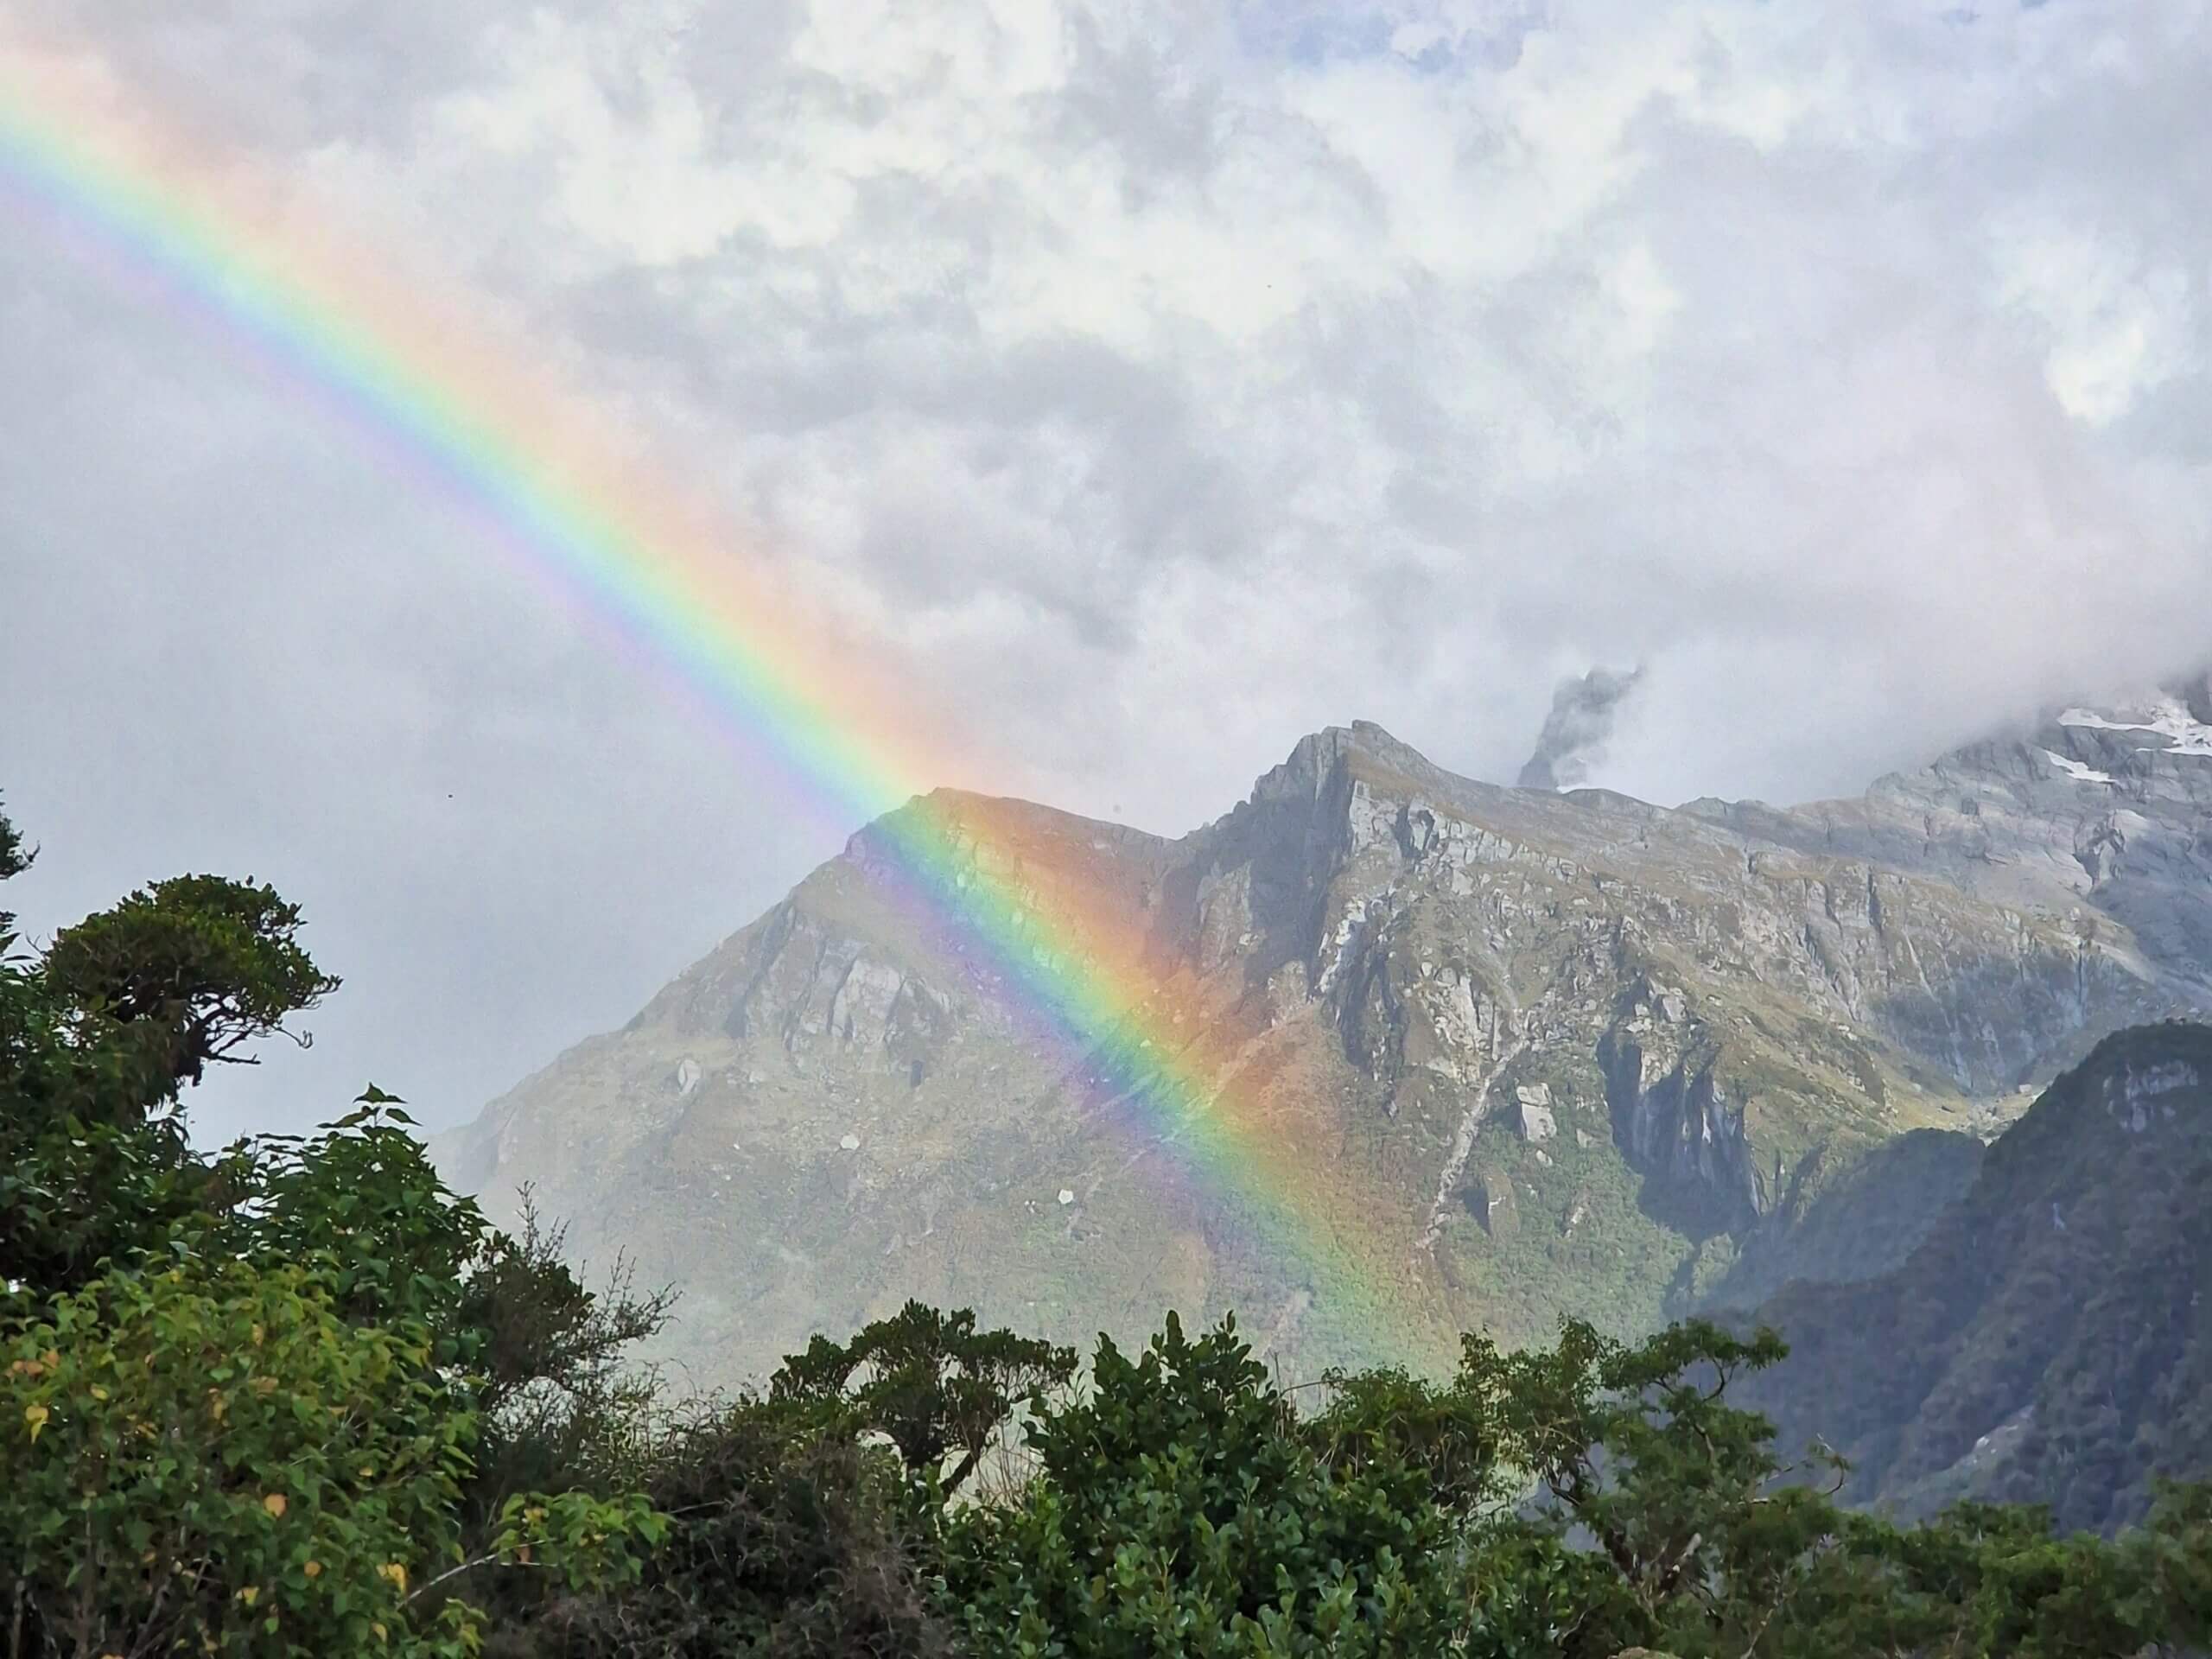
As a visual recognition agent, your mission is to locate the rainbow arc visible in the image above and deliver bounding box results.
[0,34,1447,1363]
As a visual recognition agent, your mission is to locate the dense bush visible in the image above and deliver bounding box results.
[0,801,661,1656]
[942,1313,1470,1656]
[2,1258,481,1656]
[505,1394,955,1658]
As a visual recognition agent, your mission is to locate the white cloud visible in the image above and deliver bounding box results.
[1995,220,2197,427]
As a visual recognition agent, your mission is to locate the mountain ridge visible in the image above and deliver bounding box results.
[434,696,2206,1389]
[1739,1019,2212,1534]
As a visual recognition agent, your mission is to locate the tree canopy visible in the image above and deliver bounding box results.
[4,791,2209,1658]
[0,801,662,1656]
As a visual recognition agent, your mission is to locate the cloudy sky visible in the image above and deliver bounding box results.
[4,0,2210,1143]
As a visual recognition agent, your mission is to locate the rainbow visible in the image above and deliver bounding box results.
[0,35,1445,1365]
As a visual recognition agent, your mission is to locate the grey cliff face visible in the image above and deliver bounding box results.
[434,699,2210,1388]
[1689,682,2212,1004]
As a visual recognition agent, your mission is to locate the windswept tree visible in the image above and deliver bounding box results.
[41,874,340,1096]
[772,1300,1075,1495]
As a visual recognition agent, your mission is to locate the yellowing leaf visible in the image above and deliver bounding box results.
[237,1586,258,1607]
[302,1560,322,1580]
[262,1492,288,1517]
[378,1562,407,1592]
[22,1403,48,1442]
[372,1624,388,1643]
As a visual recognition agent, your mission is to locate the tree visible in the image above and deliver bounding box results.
[227,1094,488,1336]
[1455,1319,1834,1639]
[0,796,29,934]
[456,1191,674,1510]
[41,874,339,1099]
[1,1257,662,1659]
[507,1304,1068,1657]
[0,799,664,1655]
[1449,1317,2212,1659]
[512,1391,953,1659]
[933,1308,2212,1659]
[942,1313,1465,1657]
[2124,1480,2212,1643]
[3,836,344,1298]
[772,1300,1074,1495]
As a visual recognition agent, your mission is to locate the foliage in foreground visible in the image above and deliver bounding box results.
[0,799,662,1655]
[5,791,2212,1657]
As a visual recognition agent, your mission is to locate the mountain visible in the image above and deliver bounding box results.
[1688,678,2212,999]
[1738,1021,2212,1534]
[433,703,2206,1389]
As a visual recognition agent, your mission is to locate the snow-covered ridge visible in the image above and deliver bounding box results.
[2057,697,2212,758]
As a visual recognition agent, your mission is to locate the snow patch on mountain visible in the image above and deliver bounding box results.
[2042,748,2117,785]
[2058,698,2212,757]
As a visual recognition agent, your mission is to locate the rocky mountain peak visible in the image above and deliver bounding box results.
[1711,686,2212,1001]
[435,699,2211,1390]
[1222,721,1459,853]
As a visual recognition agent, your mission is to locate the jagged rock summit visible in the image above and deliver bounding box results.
[435,704,2205,1388]
[1691,675,2212,995]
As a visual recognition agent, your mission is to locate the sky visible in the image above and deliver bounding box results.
[3,0,2211,1144]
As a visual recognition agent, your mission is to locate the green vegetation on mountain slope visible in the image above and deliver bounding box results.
[1740,1020,2212,1535]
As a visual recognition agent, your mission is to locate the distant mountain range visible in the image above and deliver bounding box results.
[432,682,2212,1470]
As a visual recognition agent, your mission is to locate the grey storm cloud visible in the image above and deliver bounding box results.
[7,0,2212,1143]
[1516,666,1646,791]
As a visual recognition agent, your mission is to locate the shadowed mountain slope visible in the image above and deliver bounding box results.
[1740,1021,2212,1535]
